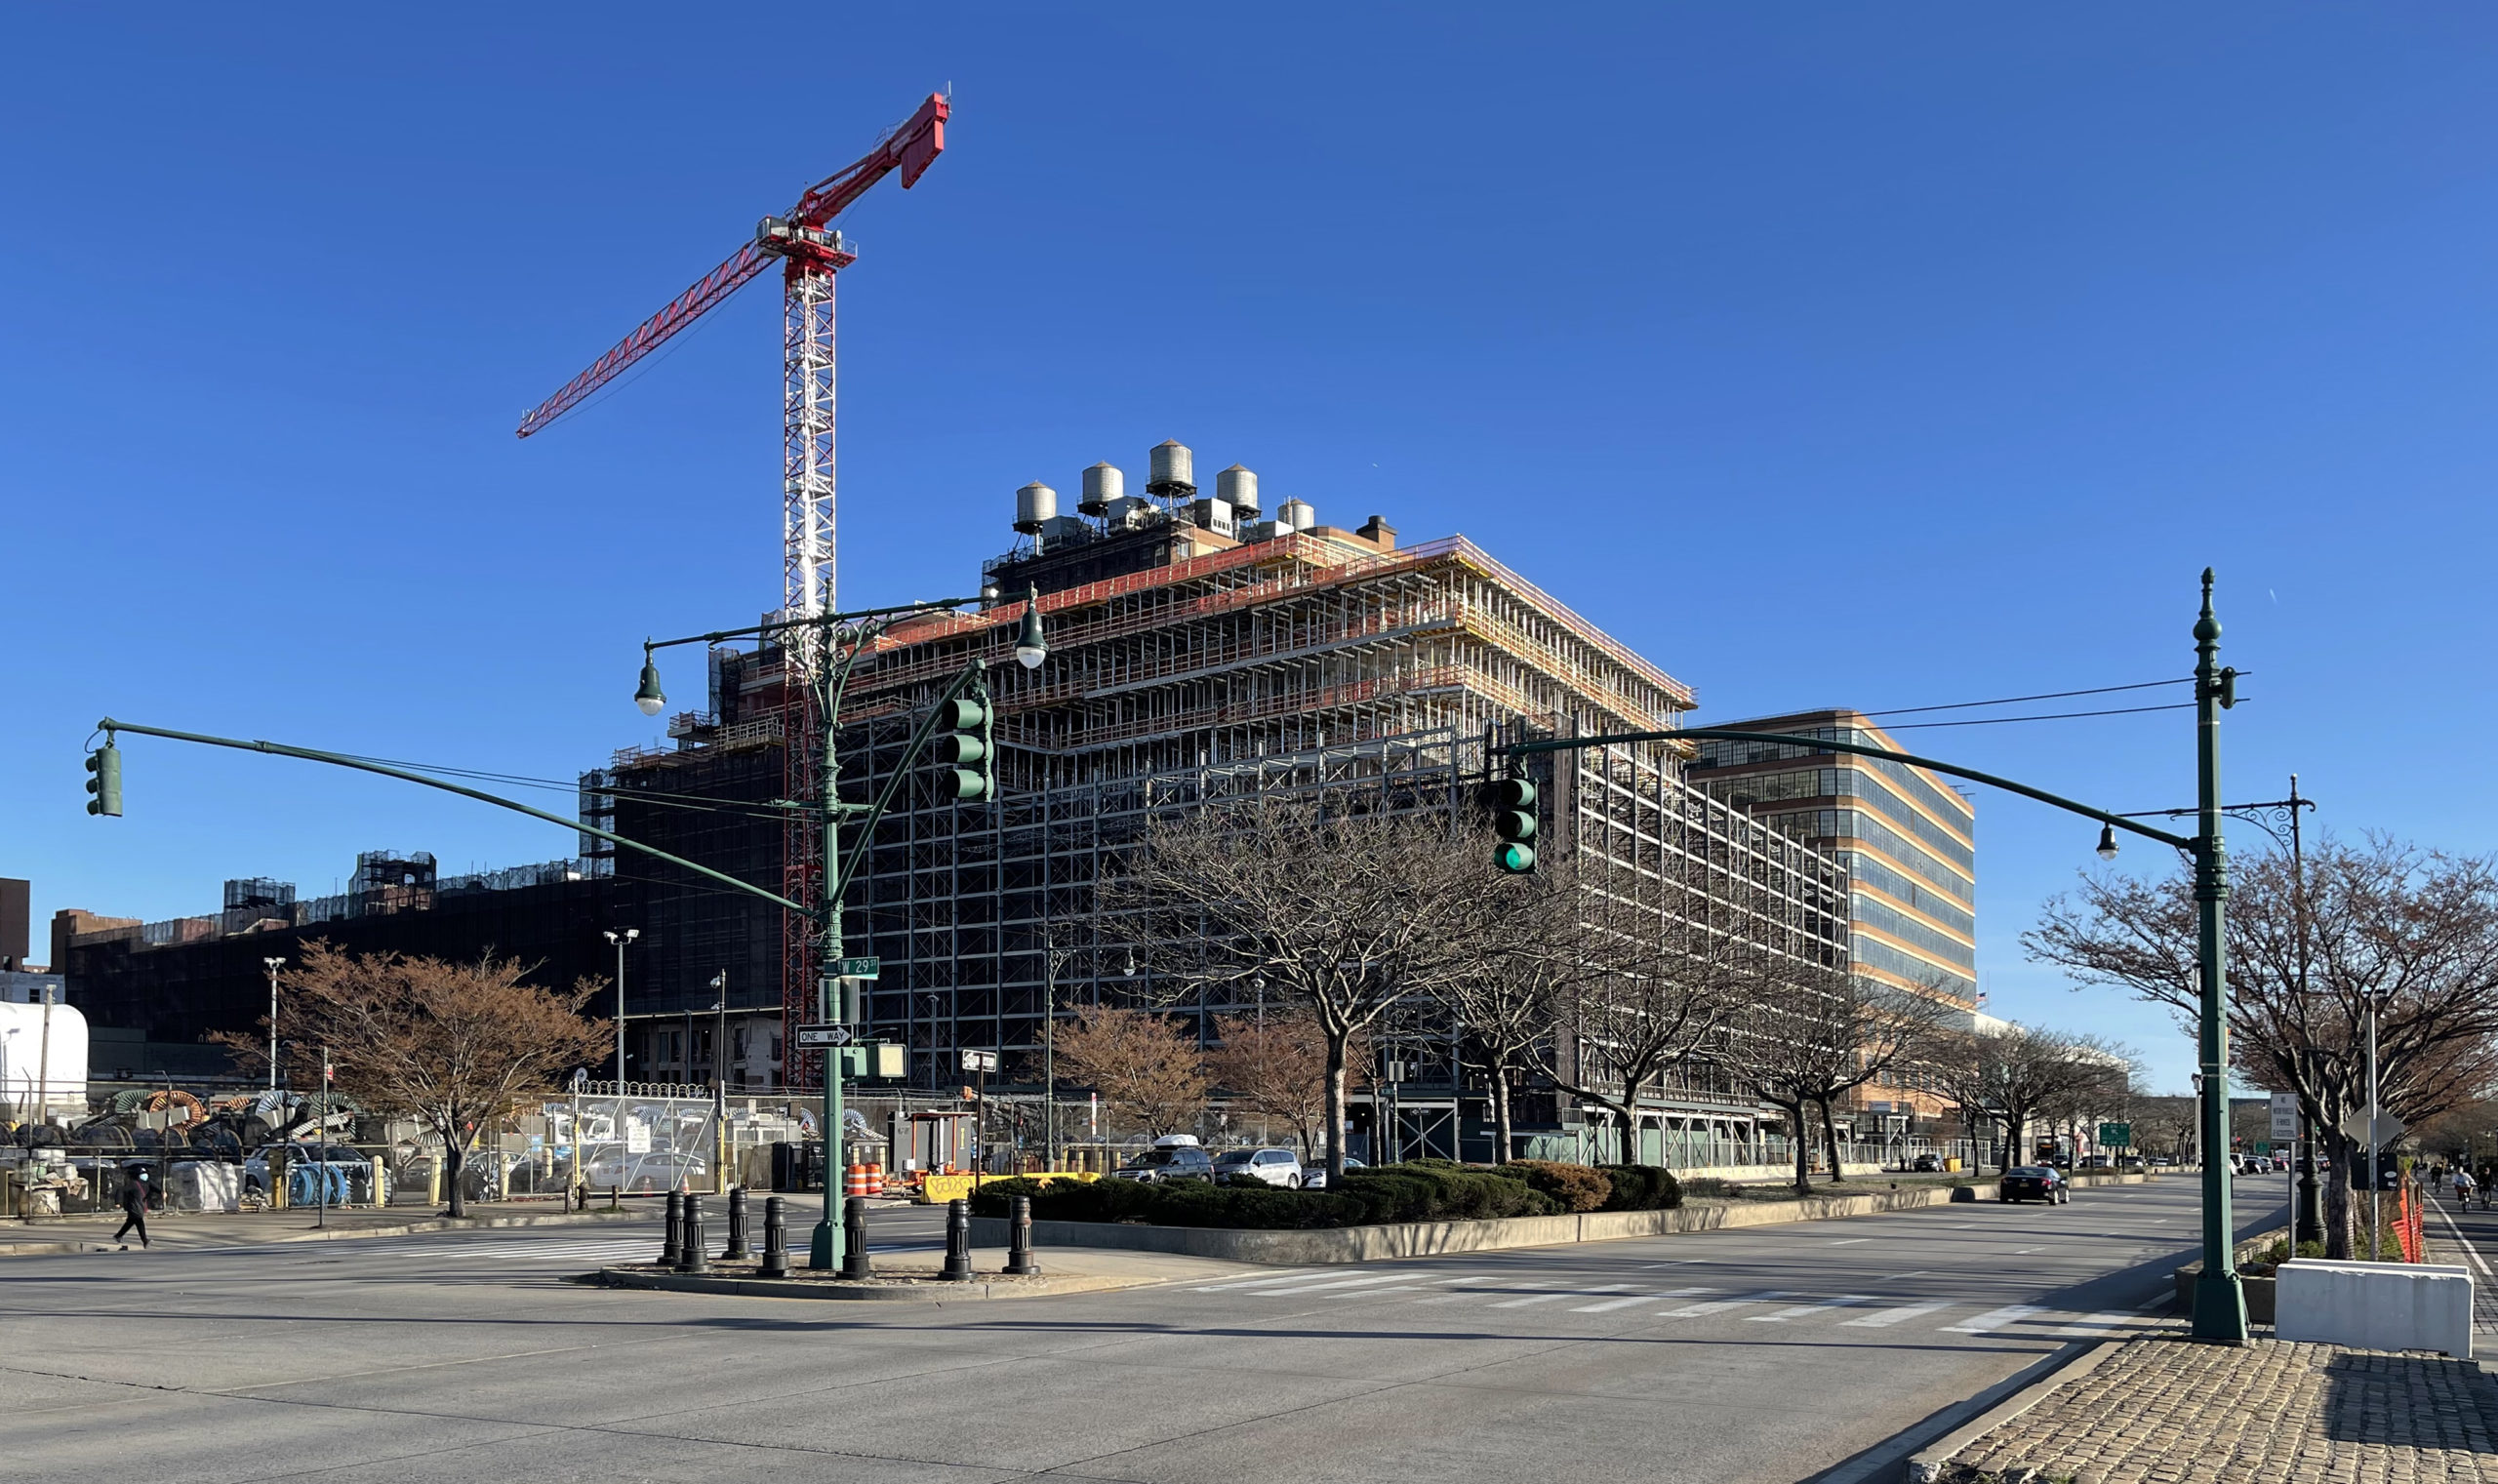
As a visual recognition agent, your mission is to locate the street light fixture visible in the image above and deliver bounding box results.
[633,649,667,716]
[1014,584,1049,670]
[2095,824,2120,861]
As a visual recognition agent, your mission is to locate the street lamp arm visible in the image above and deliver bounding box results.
[1506,727,2196,851]
[94,717,811,916]
[827,659,987,904]
[646,594,991,654]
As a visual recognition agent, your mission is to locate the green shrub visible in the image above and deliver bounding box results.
[1596,1164,1682,1212]
[1495,1159,1613,1213]
[1335,1163,1560,1223]
[967,1162,1555,1229]
[1681,1177,1742,1201]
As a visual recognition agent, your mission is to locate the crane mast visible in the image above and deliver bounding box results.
[516,94,948,1094]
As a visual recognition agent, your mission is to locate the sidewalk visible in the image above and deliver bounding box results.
[0,1199,649,1255]
[1913,1335,2498,1483]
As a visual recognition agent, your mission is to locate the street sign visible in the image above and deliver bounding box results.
[832,956,880,979]
[2098,1122,2131,1147]
[795,1023,855,1048]
[2270,1092,2299,1142]
[2340,1109,2407,1146]
[960,1049,999,1073]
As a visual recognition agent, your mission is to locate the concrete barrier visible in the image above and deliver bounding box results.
[2276,1259,2474,1357]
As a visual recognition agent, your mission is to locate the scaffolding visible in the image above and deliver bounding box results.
[601,502,1852,1137]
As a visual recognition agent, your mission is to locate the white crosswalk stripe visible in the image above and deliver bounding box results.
[1571,1286,1705,1313]
[1249,1272,1427,1297]
[1747,1294,1873,1322]
[1190,1270,1318,1292]
[2054,1310,2140,1336]
[1490,1283,1631,1309]
[1657,1289,1789,1318]
[1942,1304,2045,1334]
[1841,1300,1956,1328]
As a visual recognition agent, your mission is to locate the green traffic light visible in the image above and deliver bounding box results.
[85,743,123,818]
[937,694,995,802]
[1494,841,1535,873]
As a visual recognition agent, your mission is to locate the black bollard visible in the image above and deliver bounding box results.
[724,1187,750,1261]
[1004,1194,1040,1276]
[940,1197,974,1282]
[680,1194,709,1273]
[759,1195,789,1277]
[841,1195,872,1279]
[661,1189,683,1267]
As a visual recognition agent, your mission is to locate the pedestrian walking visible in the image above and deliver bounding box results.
[114,1167,151,1250]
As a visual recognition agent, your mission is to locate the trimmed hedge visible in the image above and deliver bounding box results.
[1595,1164,1682,1212]
[1495,1159,1614,1213]
[961,1163,1554,1229]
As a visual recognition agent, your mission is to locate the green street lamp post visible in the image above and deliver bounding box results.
[1507,571,2248,1344]
[89,583,1050,1277]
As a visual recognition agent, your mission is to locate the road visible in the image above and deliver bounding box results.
[0,1180,2280,1484]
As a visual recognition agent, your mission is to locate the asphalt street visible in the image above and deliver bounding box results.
[0,1180,2281,1484]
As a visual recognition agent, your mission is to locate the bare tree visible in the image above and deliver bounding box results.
[1105,797,1481,1183]
[1927,1024,2120,1176]
[2027,834,2498,1258]
[1717,961,1955,1193]
[1441,863,1609,1164]
[1047,1008,1209,1140]
[1205,1010,1367,1156]
[214,942,608,1217]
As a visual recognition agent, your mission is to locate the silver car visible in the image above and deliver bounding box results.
[1212,1147,1304,1188]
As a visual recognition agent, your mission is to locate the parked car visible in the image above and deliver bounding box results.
[1109,1144,1215,1183]
[1997,1165,2071,1205]
[1298,1155,1367,1190]
[1909,1153,1944,1173]
[1212,1147,1305,1188]
[584,1149,708,1193]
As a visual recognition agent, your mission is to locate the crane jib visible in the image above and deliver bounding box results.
[513,91,947,440]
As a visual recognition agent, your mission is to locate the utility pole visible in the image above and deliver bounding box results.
[603,930,637,1085]
[709,970,729,1195]
[263,956,284,1094]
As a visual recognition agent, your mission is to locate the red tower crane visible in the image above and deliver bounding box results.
[517,93,949,1089]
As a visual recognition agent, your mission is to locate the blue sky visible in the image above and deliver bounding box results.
[7,8,2496,1094]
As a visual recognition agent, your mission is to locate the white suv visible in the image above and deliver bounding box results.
[1212,1147,1305,1188]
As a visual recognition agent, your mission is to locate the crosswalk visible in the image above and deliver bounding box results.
[1186,1268,2174,1339]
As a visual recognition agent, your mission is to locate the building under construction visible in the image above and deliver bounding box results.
[610,441,1854,1161]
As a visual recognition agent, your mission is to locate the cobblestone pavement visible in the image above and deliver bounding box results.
[1932,1336,2498,1483]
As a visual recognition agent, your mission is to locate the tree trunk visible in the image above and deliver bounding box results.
[1817,1098,1846,1184]
[2001,1113,2024,1174]
[2319,1126,2357,1261]
[1777,1102,1810,1194]
[1323,1030,1349,1184]
[443,1126,466,1218]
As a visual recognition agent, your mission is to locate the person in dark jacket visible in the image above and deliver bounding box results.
[114,1168,150,1249]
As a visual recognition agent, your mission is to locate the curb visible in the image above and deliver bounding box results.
[1901,1341,2124,1484]
[581,1265,1162,1302]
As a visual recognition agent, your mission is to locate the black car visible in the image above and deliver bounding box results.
[1997,1165,2070,1205]
[1108,1144,1215,1183]
[1910,1153,1943,1173]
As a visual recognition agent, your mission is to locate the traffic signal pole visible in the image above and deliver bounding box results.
[1500,573,2246,1344]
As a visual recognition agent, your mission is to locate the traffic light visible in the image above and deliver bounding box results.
[1490,770,1536,873]
[934,695,993,801]
[85,742,122,818]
